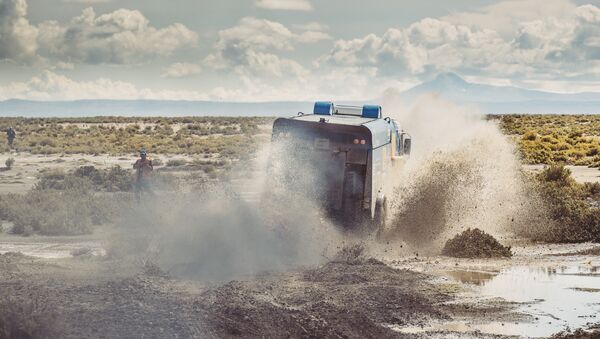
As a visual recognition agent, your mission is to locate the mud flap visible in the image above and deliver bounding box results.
[373,196,387,239]
[340,164,367,230]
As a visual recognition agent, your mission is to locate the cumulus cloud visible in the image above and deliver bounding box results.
[0,0,38,61]
[0,71,209,101]
[442,0,577,36]
[320,3,600,81]
[0,0,197,64]
[255,0,312,11]
[203,17,328,78]
[37,7,198,64]
[162,62,202,78]
[63,0,112,3]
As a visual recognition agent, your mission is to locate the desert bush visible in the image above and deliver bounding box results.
[37,166,132,192]
[166,159,187,167]
[0,189,130,235]
[0,117,274,170]
[151,158,163,166]
[523,164,600,242]
[102,166,133,191]
[0,294,63,339]
[539,163,572,185]
[522,131,537,141]
[499,115,600,166]
[5,157,14,169]
[1,171,131,235]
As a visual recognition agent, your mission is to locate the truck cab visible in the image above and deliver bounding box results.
[269,101,411,232]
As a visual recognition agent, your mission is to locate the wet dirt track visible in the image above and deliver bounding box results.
[1,241,599,338]
[0,253,455,339]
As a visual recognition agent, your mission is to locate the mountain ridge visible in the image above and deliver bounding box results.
[1,74,598,116]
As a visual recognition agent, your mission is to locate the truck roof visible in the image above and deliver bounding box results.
[290,113,377,126]
[282,113,394,149]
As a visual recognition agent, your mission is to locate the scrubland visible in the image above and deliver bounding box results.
[494,114,600,167]
[0,115,599,338]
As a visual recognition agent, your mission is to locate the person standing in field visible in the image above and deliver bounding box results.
[133,149,154,202]
[6,127,16,149]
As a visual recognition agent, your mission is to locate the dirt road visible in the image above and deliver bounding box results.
[1,234,599,338]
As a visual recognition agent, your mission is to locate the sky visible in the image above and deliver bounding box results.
[0,0,599,101]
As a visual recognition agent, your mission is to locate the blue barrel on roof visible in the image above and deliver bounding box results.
[314,101,333,115]
[362,105,381,119]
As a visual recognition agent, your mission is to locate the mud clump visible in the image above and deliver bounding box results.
[551,324,600,339]
[442,228,512,258]
[331,243,384,265]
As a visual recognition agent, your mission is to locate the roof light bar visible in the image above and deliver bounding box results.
[313,102,383,119]
[313,101,333,115]
[361,105,382,119]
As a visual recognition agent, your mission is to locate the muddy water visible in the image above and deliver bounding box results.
[399,265,600,337]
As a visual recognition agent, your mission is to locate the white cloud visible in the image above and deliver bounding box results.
[37,7,198,64]
[0,71,210,101]
[63,0,112,3]
[320,4,600,81]
[162,62,201,78]
[442,0,577,36]
[293,22,329,31]
[203,17,328,78]
[55,61,75,70]
[1,1,198,65]
[0,0,38,61]
[255,0,312,11]
[298,30,332,43]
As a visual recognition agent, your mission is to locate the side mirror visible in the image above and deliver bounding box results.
[403,136,411,155]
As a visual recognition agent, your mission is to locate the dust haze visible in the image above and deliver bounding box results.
[110,144,344,282]
[109,93,547,280]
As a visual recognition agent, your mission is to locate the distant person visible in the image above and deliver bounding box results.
[133,149,154,202]
[6,127,16,148]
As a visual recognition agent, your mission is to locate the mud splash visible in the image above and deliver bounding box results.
[381,94,544,251]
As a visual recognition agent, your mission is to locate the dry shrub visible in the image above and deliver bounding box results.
[442,228,512,258]
[38,165,132,192]
[521,164,600,243]
[0,177,130,235]
[5,158,14,169]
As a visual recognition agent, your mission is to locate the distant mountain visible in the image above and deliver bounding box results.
[400,72,599,113]
[0,73,597,116]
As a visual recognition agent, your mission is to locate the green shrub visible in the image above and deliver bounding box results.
[524,165,600,242]
[522,131,537,141]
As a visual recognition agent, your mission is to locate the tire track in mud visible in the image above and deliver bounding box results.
[0,253,460,339]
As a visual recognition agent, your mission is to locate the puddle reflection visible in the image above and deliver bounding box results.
[444,270,496,285]
[440,265,600,337]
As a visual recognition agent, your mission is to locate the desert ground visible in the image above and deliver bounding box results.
[0,115,599,338]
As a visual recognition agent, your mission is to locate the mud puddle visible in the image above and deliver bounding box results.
[396,265,600,337]
[0,241,105,258]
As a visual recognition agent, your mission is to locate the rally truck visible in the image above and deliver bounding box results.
[269,101,411,232]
